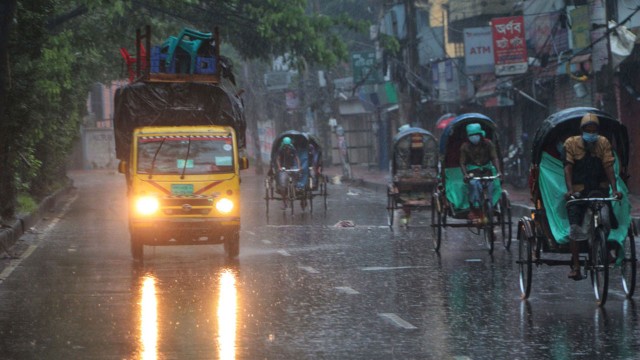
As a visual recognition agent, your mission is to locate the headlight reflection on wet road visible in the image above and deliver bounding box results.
[140,274,158,360]
[217,269,237,360]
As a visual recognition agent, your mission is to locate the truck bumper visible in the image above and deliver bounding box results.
[130,217,240,245]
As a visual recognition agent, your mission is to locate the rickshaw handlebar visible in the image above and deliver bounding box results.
[565,197,620,207]
[469,175,500,181]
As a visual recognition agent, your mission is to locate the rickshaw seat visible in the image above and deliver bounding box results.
[394,166,436,192]
[443,166,502,213]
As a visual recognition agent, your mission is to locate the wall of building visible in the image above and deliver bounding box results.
[617,75,640,194]
[82,127,116,170]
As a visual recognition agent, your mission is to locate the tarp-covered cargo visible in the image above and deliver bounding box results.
[114,82,245,160]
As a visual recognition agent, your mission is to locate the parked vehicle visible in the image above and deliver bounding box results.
[503,142,528,189]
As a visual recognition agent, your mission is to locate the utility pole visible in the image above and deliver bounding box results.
[604,0,618,117]
[242,62,264,175]
[404,0,420,125]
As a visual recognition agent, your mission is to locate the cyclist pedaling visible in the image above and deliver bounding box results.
[563,113,622,280]
[460,123,502,223]
[276,136,301,209]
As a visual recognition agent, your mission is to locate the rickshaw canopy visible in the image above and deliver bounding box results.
[390,127,438,175]
[270,131,321,164]
[530,107,629,168]
[270,130,323,189]
[439,113,498,155]
[435,113,457,129]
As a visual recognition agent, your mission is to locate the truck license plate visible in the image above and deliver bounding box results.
[171,184,194,195]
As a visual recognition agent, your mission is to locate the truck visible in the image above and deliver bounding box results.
[114,27,247,261]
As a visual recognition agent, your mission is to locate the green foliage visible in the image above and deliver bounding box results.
[379,33,401,55]
[17,193,38,215]
[0,0,367,218]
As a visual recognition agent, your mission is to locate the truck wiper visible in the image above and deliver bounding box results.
[148,137,166,179]
[180,136,192,179]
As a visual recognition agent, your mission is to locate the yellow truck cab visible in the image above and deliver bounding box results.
[122,125,247,260]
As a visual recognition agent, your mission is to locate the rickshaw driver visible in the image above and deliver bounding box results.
[460,123,502,222]
[563,113,622,280]
[276,136,301,209]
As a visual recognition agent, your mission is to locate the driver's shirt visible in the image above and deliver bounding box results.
[564,135,614,192]
[460,139,498,170]
[278,144,298,169]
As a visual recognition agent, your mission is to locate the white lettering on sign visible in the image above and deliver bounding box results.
[494,20,523,35]
[470,46,492,55]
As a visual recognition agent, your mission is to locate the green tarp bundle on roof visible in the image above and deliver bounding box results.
[113,82,245,160]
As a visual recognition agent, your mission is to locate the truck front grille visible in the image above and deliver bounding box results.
[161,197,213,207]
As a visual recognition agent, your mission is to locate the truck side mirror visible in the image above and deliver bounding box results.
[239,156,249,170]
[118,160,128,174]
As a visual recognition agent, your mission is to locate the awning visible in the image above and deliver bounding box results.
[339,99,370,115]
[474,81,497,99]
[570,53,591,64]
[483,95,514,107]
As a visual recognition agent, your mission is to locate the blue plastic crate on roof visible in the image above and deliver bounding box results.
[149,27,218,75]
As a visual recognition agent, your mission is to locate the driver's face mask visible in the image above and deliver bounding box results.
[582,132,598,143]
[469,134,481,144]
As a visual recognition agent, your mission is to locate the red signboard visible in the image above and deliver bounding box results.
[491,16,528,76]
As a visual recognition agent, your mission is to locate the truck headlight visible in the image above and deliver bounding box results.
[136,196,160,215]
[215,198,234,214]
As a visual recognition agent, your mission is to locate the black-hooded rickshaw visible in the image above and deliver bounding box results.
[517,107,636,306]
[430,113,512,254]
[265,130,327,215]
[386,126,438,227]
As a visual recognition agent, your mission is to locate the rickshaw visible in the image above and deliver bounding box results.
[386,127,439,227]
[517,107,636,306]
[430,113,512,254]
[265,130,328,214]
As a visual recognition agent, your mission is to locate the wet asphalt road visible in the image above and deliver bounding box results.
[0,169,638,359]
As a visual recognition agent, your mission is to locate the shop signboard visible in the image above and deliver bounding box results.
[464,27,495,75]
[491,16,528,76]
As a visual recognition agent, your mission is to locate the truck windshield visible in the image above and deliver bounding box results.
[137,135,234,175]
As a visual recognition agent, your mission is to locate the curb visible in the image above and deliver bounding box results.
[0,180,74,253]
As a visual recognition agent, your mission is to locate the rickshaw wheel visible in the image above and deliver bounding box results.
[590,227,609,307]
[387,191,395,228]
[307,176,314,213]
[323,175,328,211]
[483,199,494,255]
[518,223,532,299]
[431,194,442,251]
[224,229,240,259]
[130,230,145,261]
[264,178,270,214]
[499,194,512,250]
[288,180,296,215]
[621,227,636,298]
